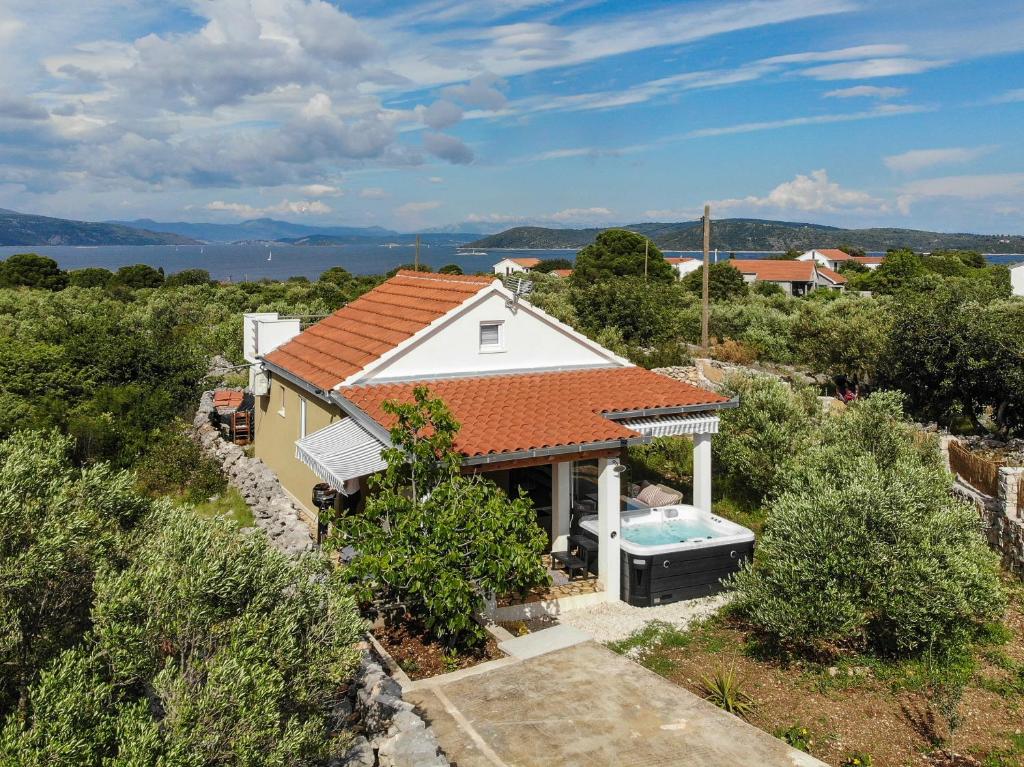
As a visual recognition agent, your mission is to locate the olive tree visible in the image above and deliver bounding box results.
[729,393,1005,658]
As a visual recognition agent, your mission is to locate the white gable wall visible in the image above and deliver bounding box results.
[357,290,626,383]
[1012,263,1024,297]
[493,259,531,275]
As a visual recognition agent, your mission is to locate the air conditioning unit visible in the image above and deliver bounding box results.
[250,367,270,396]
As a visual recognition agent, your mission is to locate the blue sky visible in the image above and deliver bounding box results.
[0,0,1022,233]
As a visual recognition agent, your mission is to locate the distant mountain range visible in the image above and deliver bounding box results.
[0,209,196,246]
[112,218,398,243]
[468,219,1024,254]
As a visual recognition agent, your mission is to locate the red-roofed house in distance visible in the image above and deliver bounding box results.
[666,256,702,279]
[492,256,541,275]
[730,259,846,296]
[242,270,745,611]
[796,248,856,271]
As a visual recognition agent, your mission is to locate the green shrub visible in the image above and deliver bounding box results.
[715,374,819,507]
[333,387,549,648]
[2,505,364,764]
[133,423,225,503]
[729,394,1005,659]
[571,277,684,346]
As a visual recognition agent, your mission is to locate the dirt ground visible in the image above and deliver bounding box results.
[374,619,502,680]
[635,586,1024,767]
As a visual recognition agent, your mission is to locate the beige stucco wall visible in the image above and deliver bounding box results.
[254,373,340,519]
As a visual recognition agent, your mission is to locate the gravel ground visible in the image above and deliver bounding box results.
[557,593,731,644]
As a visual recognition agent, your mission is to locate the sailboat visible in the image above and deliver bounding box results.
[267,248,272,262]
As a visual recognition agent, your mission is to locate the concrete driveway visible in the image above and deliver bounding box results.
[405,640,823,767]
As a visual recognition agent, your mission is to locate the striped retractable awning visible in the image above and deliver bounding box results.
[620,413,720,438]
[295,418,388,492]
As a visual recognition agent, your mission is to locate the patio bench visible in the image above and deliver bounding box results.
[551,550,588,580]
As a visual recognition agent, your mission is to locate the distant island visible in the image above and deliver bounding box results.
[0,209,196,247]
[112,218,399,243]
[468,219,1024,253]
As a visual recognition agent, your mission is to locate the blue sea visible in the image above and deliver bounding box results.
[0,244,1021,282]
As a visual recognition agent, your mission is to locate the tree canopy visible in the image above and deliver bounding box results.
[681,260,748,300]
[571,229,674,284]
[0,253,68,291]
[332,387,548,647]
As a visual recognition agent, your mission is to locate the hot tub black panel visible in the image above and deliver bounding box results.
[582,529,753,606]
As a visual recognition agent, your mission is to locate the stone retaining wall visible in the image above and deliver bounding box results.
[191,390,314,557]
[951,463,1024,576]
[336,651,448,767]
[191,391,448,765]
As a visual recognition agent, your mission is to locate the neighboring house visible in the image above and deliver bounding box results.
[243,270,735,605]
[1012,262,1024,297]
[550,269,573,278]
[666,256,702,279]
[797,248,855,271]
[731,259,847,295]
[493,257,540,275]
[851,255,884,270]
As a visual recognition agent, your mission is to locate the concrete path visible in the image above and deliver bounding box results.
[406,641,824,767]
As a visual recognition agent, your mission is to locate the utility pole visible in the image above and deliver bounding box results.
[701,204,711,355]
[414,234,420,270]
[644,238,649,281]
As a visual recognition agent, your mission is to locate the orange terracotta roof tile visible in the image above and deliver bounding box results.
[264,270,493,389]
[213,389,244,409]
[509,257,541,268]
[816,266,848,284]
[815,248,853,260]
[853,255,884,264]
[665,257,697,264]
[729,259,816,282]
[341,367,730,458]
[551,269,573,277]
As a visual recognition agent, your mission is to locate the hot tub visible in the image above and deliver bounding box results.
[578,505,755,607]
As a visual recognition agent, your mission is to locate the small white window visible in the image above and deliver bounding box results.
[299,398,307,438]
[479,321,504,352]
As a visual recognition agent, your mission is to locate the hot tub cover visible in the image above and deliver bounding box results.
[295,418,388,492]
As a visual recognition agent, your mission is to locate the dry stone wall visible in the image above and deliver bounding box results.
[192,390,314,557]
[192,391,448,765]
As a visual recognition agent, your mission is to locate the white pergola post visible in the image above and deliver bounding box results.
[693,432,713,512]
[550,461,571,552]
[597,456,622,602]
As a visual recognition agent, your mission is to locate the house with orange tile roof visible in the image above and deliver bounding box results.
[796,248,855,271]
[242,269,740,607]
[851,255,885,270]
[729,258,846,295]
[492,256,541,275]
[666,256,702,279]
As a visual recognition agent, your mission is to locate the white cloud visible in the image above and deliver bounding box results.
[205,198,331,217]
[686,104,926,138]
[896,173,1024,214]
[548,206,613,223]
[763,44,907,65]
[428,176,443,183]
[441,72,508,110]
[884,146,995,173]
[991,88,1024,104]
[802,58,948,80]
[396,200,442,215]
[420,99,463,129]
[300,183,344,196]
[359,187,387,199]
[824,85,907,99]
[714,169,886,214]
[422,131,473,164]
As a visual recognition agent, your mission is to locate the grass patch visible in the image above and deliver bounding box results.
[194,487,254,528]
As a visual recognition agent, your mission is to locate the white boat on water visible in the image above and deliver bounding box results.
[457,249,488,256]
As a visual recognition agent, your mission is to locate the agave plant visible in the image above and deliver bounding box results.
[700,666,755,718]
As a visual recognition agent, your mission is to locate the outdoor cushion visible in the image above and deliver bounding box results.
[635,483,682,507]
